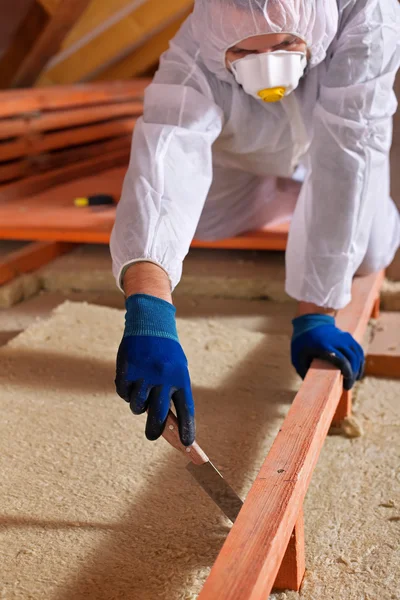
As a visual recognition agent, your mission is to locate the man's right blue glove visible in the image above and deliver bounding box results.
[291,314,365,390]
[115,294,195,446]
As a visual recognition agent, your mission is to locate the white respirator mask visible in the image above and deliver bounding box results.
[230,50,307,103]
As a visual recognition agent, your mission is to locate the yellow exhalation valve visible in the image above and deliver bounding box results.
[258,87,286,102]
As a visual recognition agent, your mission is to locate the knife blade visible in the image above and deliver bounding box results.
[162,410,243,522]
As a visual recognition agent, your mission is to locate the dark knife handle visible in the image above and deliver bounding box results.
[162,410,209,466]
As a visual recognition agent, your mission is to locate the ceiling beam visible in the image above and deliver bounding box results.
[7,0,92,88]
[0,1,49,89]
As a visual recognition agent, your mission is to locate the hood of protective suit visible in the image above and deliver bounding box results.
[191,0,339,83]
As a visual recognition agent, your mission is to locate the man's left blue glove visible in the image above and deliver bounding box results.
[291,314,365,390]
[115,294,195,446]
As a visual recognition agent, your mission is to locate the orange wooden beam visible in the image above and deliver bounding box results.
[9,0,93,88]
[0,160,30,184]
[0,118,29,140]
[198,270,384,600]
[0,0,49,89]
[273,509,305,592]
[365,312,400,379]
[32,118,136,155]
[29,101,143,132]
[0,149,129,203]
[331,390,352,425]
[191,222,289,251]
[0,80,150,118]
[0,240,75,286]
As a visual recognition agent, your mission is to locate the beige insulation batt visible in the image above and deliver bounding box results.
[0,273,41,309]
[0,301,399,600]
[38,245,400,308]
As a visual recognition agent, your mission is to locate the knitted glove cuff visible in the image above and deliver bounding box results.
[292,314,335,341]
[124,294,178,342]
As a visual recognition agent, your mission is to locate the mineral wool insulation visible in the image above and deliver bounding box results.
[0,301,399,600]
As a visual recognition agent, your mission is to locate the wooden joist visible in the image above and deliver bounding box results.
[0,80,149,118]
[0,137,132,186]
[0,81,145,188]
[7,0,92,88]
[0,151,129,203]
[0,1,50,89]
[198,270,384,600]
[191,222,289,251]
[32,117,137,154]
[29,101,143,132]
[0,240,74,287]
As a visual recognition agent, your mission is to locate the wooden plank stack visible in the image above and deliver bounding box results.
[0,80,149,201]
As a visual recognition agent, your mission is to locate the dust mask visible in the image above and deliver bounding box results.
[230,50,307,102]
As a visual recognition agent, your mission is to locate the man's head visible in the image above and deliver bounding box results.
[191,0,339,82]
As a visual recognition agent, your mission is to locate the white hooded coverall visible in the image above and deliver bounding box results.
[110,0,400,309]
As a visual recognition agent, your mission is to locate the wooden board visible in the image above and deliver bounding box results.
[0,169,290,250]
[0,80,150,118]
[365,312,400,379]
[0,168,125,244]
[191,222,289,251]
[0,240,74,286]
[0,150,130,204]
[29,101,143,131]
[0,82,142,190]
[198,270,384,600]
[0,1,49,89]
[10,0,92,88]
[273,510,305,592]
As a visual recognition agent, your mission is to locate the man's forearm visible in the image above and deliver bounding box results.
[123,262,172,303]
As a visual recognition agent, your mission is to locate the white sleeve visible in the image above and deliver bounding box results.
[285,0,400,309]
[110,76,224,291]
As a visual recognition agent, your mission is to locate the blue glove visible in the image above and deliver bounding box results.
[115,294,195,446]
[291,314,365,390]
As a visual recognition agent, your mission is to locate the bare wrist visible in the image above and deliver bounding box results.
[296,301,337,318]
[123,262,172,304]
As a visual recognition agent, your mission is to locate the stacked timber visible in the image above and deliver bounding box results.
[0,80,149,201]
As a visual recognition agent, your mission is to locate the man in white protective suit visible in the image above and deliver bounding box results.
[112,0,400,446]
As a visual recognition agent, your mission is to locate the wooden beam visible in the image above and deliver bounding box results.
[273,510,305,592]
[331,390,352,425]
[0,240,74,286]
[0,0,38,52]
[0,139,30,162]
[29,101,143,132]
[32,118,136,154]
[30,135,132,172]
[0,136,131,185]
[0,80,149,118]
[192,222,289,251]
[0,1,49,89]
[36,0,59,13]
[0,119,29,140]
[365,312,400,379]
[0,148,129,202]
[198,270,384,600]
[0,160,30,184]
[10,0,92,88]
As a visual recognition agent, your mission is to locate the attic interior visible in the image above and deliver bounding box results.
[0,2,400,599]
